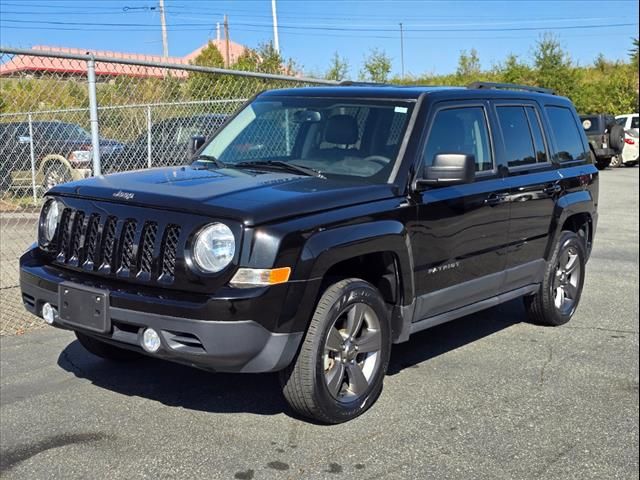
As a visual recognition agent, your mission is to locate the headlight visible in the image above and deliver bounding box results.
[192,223,235,273]
[39,199,61,245]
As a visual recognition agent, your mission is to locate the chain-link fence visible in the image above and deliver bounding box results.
[0,46,333,335]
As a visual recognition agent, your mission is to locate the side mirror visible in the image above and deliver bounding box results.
[416,153,475,189]
[189,135,206,156]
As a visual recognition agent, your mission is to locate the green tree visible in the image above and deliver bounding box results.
[186,41,228,100]
[359,48,392,83]
[456,49,481,78]
[629,37,639,68]
[325,51,349,81]
[532,33,576,96]
[495,54,534,84]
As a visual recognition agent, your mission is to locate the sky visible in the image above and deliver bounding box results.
[0,0,638,78]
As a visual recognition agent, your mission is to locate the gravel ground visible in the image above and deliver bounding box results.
[1,167,638,480]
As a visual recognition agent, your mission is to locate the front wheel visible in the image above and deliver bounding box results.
[279,278,391,424]
[525,231,586,326]
[43,162,72,190]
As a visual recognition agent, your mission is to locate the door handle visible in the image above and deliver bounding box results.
[543,184,562,195]
[484,193,508,206]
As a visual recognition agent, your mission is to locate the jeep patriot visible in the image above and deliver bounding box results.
[20,82,598,423]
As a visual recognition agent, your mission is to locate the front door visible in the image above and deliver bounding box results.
[410,101,511,322]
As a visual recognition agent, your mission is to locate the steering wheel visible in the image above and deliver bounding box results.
[363,155,392,166]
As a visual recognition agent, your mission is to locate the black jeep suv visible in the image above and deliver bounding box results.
[579,113,625,170]
[20,82,598,423]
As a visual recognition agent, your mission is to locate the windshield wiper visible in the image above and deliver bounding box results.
[193,154,226,169]
[233,160,325,178]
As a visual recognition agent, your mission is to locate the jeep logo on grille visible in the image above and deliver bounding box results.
[113,191,135,200]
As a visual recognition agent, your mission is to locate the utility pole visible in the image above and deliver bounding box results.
[159,0,169,57]
[224,15,230,67]
[399,22,405,79]
[271,0,280,53]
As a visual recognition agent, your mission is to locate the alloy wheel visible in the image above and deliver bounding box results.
[553,246,581,315]
[322,302,382,403]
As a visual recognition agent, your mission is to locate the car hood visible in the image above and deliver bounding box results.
[49,166,397,226]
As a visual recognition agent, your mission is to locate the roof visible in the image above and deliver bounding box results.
[260,85,565,102]
[0,41,246,79]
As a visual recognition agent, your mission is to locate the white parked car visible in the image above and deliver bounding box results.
[616,113,639,135]
[611,129,639,167]
[610,114,639,167]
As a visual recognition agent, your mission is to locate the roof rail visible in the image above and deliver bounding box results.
[338,80,390,87]
[467,81,556,95]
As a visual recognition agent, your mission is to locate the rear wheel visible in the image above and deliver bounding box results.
[525,231,586,326]
[279,278,391,424]
[75,331,141,361]
[595,159,610,170]
[610,155,622,168]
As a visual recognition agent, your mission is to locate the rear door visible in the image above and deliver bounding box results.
[410,100,511,322]
[492,101,558,285]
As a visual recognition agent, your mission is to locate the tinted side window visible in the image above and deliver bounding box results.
[423,106,492,172]
[632,116,639,129]
[546,106,587,162]
[525,107,548,163]
[497,106,536,167]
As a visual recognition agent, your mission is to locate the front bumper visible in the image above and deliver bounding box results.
[20,251,303,373]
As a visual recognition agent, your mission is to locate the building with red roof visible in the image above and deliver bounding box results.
[0,40,247,79]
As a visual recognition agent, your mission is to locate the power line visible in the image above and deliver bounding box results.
[1,17,636,33]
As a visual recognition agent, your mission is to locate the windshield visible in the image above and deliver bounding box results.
[34,122,91,140]
[196,97,415,182]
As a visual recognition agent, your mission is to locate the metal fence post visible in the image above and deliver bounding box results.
[27,114,37,203]
[147,105,153,169]
[86,57,102,176]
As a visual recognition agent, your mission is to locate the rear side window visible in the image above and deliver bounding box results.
[632,116,639,129]
[546,106,588,162]
[525,107,548,163]
[580,116,600,133]
[497,106,538,167]
[423,106,493,172]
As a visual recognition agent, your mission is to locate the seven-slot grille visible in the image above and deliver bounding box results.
[53,207,181,283]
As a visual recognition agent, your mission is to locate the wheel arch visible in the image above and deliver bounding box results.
[546,191,596,260]
[288,220,415,342]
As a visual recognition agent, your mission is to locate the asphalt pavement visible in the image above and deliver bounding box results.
[1,167,638,480]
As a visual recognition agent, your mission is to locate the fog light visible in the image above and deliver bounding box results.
[42,302,57,325]
[141,328,161,353]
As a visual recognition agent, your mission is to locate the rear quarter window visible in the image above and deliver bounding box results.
[547,106,588,162]
[632,116,639,129]
[580,116,600,133]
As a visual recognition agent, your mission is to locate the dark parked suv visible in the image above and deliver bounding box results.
[101,114,226,173]
[579,113,625,170]
[20,82,598,423]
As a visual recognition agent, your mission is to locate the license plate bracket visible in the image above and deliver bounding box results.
[58,282,110,333]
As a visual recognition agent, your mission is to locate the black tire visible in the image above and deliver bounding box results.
[279,278,392,424]
[43,162,72,191]
[595,159,610,170]
[75,331,141,361]
[525,231,586,326]
[608,124,625,153]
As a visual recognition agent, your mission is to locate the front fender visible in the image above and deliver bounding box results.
[300,220,414,303]
[277,220,415,336]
